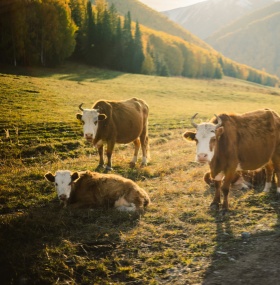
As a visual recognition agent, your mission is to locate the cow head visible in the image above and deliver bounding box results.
[44,170,79,202]
[76,103,107,145]
[183,113,223,163]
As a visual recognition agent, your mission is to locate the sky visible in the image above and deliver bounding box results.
[138,0,207,11]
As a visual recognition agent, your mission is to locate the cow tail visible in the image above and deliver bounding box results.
[146,136,150,160]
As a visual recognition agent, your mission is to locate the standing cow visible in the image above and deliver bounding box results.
[76,98,149,171]
[183,109,280,213]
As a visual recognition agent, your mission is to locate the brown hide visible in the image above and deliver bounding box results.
[210,109,280,178]
[93,98,149,145]
[67,171,150,209]
[204,169,267,188]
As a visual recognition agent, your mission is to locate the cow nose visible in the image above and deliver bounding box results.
[197,153,208,162]
[59,194,67,201]
[85,133,93,139]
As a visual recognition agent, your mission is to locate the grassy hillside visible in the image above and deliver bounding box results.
[1,64,280,284]
[206,2,280,77]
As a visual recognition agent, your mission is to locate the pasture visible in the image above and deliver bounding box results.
[1,63,280,284]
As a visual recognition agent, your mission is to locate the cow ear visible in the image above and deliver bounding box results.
[71,172,79,181]
[183,131,196,141]
[98,114,107,121]
[215,126,224,139]
[76,113,82,120]
[45,172,55,182]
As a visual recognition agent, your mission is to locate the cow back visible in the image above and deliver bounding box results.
[93,98,149,144]
[210,109,280,174]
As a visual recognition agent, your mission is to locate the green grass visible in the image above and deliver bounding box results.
[1,63,280,284]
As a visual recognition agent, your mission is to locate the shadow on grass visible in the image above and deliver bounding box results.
[202,186,280,285]
[0,199,142,284]
[0,62,123,82]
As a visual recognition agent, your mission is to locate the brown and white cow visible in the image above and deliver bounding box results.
[183,109,280,213]
[76,98,149,171]
[44,170,150,211]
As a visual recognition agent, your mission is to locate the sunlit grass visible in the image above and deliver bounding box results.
[1,64,280,284]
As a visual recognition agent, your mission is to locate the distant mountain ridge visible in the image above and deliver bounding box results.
[206,2,280,77]
[87,0,279,86]
[162,0,278,39]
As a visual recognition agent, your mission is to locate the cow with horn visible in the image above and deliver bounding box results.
[183,109,280,213]
[76,98,149,171]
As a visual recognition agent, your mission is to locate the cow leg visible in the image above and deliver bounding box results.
[140,129,149,167]
[218,169,238,214]
[95,145,105,171]
[274,170,280,195]
[210,172,224,211]
[130,138,141,168]
[271,157,280,195]
[263,162,274,192]
[210,180,222,211]
[221,176,233,214]
[105,141,115,171]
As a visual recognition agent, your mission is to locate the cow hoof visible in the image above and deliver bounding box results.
[220,209,228,216]
[104,166,113,172]
[95,164,105,172]
[130,162,136,168]
[140,163,147,168]
[210,203,219,211]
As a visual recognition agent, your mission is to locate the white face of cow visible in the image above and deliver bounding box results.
[79,109,100,142]
[45,170,79,202]
[194,123,217,163]
[183,114,222,163]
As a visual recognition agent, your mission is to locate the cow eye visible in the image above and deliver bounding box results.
[94,121,98,125]
[68,182,72,185]
[55,183,58,186]
[211,130,215,133]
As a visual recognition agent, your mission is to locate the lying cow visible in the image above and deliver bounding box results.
[183,109,280,213]
[44,170,150,211]
[76,98,149,171]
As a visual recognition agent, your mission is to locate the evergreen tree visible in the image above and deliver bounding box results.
[131,21,144,73]
[69,0,87,60]
[122,11,134,72]
[85,1,95,64]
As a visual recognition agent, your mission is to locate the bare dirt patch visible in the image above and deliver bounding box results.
[204,233,280,285]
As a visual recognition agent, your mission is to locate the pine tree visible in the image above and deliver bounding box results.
[131,21,144,73]
[122,11,133,72]
[85,1,96,64]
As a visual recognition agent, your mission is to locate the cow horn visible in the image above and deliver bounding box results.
[214,114,222,129]
[191,113,198,128]
[79,103,84,111]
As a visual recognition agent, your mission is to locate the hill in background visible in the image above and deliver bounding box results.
[162,0,277,40]
[206,2,280,77]
[92,0,213,51]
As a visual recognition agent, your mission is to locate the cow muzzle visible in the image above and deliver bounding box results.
[85,133,94,142]
[59,194,67,201]
[197,153,209,163]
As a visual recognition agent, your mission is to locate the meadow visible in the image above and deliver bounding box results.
[1,63,280,284]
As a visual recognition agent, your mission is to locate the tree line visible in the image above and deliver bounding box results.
[0,0,278,86]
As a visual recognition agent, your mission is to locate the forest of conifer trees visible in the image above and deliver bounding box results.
[0,0,278,86]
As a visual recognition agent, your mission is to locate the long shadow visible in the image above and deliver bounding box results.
[202,185,280,285]
[0,198,141,284]
[0,62,123,82]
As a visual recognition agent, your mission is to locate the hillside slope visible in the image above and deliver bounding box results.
[163,0,276,39]
[92,0,213,51]
[206,3,280,77]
